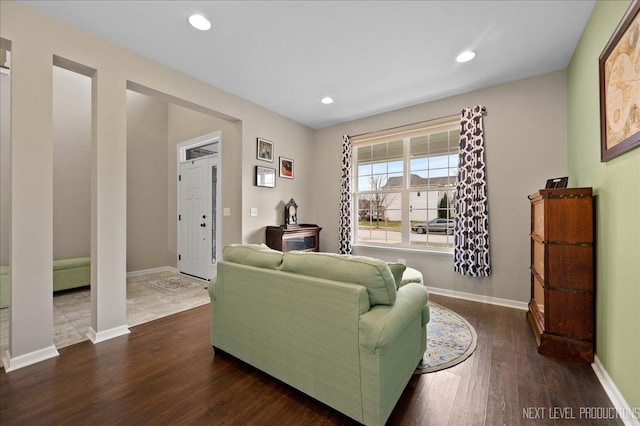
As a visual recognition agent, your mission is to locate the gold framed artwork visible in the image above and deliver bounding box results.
[599,0,640,162]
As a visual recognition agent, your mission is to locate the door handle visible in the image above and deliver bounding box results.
[200,223,206,227]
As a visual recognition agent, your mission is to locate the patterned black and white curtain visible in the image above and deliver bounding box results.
[454,106,491,277]
[338,135,353,254]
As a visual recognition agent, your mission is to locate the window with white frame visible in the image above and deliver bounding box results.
[353,117,459,251]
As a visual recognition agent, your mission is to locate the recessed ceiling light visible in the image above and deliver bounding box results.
[188,14,211,31]
[456,51,476,63]
[321,97,334,104]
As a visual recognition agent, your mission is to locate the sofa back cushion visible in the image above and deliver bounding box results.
[281,251,397,305]
[386,263,406,289]
[223,244,283,270]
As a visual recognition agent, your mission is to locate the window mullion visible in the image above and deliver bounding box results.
[401,137,411,246]
[352,145,359,244]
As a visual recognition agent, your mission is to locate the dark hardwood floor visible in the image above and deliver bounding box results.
[0,294,622,425]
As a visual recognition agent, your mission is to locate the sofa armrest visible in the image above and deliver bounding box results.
[358,282,429,354]
[208,276,217,301]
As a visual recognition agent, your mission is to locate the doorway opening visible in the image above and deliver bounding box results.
[0,39,11,358]
[52,62,92,349]
[177,132,221,280]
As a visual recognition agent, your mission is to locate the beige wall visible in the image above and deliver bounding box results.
[241,117,316,244]
[126,90,169,272]
[52,66,91,260]
[1,2,315,364]
[313,71,568,304]
[8,73,314,273]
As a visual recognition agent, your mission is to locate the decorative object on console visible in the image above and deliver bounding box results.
[256,137,274,162]
[284,198,298,228]
[279,156,293,179]
[599,0,640,161]
[545,176,568,189]
[527,188,594,363]
[266,224,322,252]
[255,166,276,188]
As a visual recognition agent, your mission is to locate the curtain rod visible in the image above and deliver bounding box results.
[348,106,486,139]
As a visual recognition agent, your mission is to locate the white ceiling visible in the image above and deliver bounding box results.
[20,0,595,129]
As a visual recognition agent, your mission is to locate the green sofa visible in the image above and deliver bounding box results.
[209,244,429,425]
[0,257,90,308]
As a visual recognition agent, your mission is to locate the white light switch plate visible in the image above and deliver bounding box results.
[250,208,258,217]
[223,208,231,216]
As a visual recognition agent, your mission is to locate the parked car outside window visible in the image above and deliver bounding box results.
[411,218,454,235]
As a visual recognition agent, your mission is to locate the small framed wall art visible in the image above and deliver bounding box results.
[257,138,274,162]
[279,156,293,179]
[255,166,276,188]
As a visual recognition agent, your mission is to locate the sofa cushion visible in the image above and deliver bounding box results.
[223,244,283,270]
[281,251,397,305]
[400,267,424,287]
[386,263,406,289]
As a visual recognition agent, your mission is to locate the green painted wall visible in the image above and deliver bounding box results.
[568,0,640,417]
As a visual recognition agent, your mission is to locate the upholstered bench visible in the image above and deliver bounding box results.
[0,265,8,309]
[0,257,90,308]
[53,257,91,292]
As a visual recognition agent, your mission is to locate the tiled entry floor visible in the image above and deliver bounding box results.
[0,271,210,357]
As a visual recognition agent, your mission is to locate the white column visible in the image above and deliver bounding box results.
[3,38,59,371]
[87,70,129,343]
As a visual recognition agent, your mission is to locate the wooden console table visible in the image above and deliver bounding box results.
[265,224,322,252]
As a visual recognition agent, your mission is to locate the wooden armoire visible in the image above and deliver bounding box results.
[527,188,595,363]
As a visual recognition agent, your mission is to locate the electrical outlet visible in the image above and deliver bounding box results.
[223,208,231,216]
[397,258,406,265]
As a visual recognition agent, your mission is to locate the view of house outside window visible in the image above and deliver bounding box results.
[353,120,459,250]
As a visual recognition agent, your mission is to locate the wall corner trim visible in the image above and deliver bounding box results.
[2,345,60,372]
[592,355,640,426]
[87,325,131,344]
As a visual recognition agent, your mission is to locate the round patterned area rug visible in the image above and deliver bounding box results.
[414,302,478,374]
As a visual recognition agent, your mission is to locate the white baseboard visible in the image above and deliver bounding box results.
[2,345,59,372]
[87,325,131,344]
[127,266,177,277]
[592,356,640,426]
[426,286,529,311]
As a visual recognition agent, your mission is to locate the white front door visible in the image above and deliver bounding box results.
[179,157,210,279]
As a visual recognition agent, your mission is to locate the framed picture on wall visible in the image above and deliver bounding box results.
[599,0,640,161]
[255,166,276,188]
[257,138,274,162]
[279,156,293,179]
